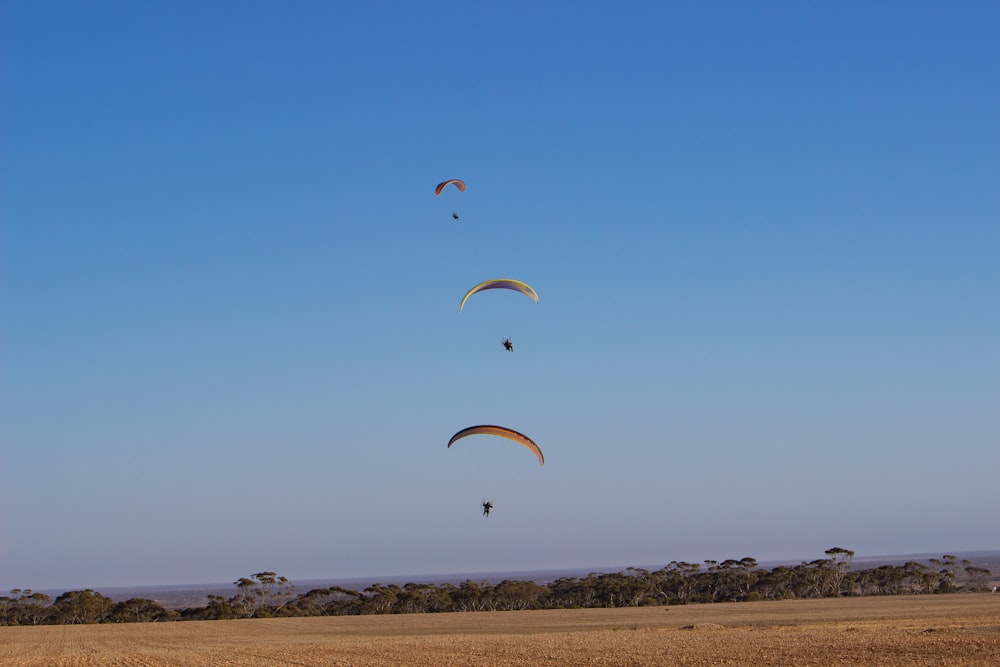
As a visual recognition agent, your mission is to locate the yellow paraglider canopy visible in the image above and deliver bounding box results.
[459,279,538,312]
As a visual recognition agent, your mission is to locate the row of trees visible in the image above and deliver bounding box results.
[2,550,992,626]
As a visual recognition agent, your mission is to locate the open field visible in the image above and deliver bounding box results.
[3,593,998,666]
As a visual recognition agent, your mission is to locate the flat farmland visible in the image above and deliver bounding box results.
[3,593,999,666]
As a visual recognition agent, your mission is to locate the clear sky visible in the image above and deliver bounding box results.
[2,1,998,591]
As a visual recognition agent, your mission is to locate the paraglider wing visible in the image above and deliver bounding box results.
[448,425,544,465]
[459,279,539,312]
[435,179,466,195]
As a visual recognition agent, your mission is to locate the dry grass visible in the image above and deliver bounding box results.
[3,593,999,665]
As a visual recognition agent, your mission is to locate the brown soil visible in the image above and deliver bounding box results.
[3,593,998,665]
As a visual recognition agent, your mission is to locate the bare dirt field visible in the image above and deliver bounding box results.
[3,593,998,666]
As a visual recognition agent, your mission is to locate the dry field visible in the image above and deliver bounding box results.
[2,593,999,666]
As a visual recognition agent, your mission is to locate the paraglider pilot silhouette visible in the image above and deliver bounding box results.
[502,337,514,352]
[482,500,494,517]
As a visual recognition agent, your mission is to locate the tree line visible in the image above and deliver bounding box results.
[2,549,993,626]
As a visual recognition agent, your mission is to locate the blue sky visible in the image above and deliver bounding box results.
[2,1,998,590]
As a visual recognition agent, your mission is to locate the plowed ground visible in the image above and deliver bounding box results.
[3,593,999,666]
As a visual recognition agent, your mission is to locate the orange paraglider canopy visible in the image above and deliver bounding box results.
[448,425,544,466]
[435,179,466,195]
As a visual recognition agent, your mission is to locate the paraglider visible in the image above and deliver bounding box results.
[502,337,514,352]
[482,500,494,517]
[459,279,539,312]
[436,180,465,220]
[435,179,466,195]
[447,425,544,466]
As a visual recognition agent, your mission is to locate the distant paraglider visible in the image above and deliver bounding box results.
[482,499,494,517]
[447,425,544,466]
[436,180,465,220]
[435,179,466,196]
[459,279,539,312]
[502,337,514,352]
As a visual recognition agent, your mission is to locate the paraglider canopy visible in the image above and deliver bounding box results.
[435,179,466,195]
[459,279,539,312]
[448,425,544,466]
